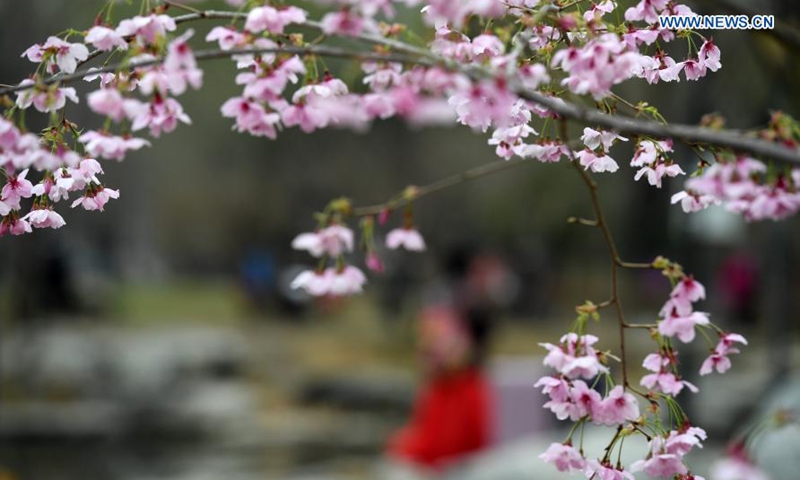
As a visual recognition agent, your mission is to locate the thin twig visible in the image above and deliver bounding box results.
[0,45,436,96]
[562,119,631,388]
[351,157,539,216]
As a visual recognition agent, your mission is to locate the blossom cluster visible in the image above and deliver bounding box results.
[3,11,207,235]
[288,197,426,296]
[536,262,746,479]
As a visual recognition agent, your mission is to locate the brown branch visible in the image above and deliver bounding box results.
[1,8,797,166]
[562,120,633,388]
[0,45,435,96]
[351,156,540,216]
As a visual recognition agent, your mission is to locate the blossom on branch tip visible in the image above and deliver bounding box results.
[2,169,34,210]
[291,225,355,258]
[0,216,32,236]
[70,187,119,212]
[21,36,89,74]
[385,227,426,252]
[539,442,586,472]
[78,131,151,161]
[700,332,747,376]
[245,6,307,34]
[658,311,710,343]
[581,128,628,151]
[22,208,65,229]
[85,26,128,52]
[595,386,640,426]
[290,265,366,296]
[115,15,176,45]
[576,149,620,173]
[585,461,635,480]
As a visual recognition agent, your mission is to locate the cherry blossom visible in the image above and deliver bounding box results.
[581,128,628,151]
[2,169,34,209]
[584,460,635,480]
[70,187,120,212]
[595,386,640,426]
[115,14,177,45]
[22,208,66,229]
[244,5,307,34]
[385,227,426,251]
[16,83,79,113]
[541,333,609,380]
[78,131,151,161]
[539,442,586,472]
[576,150,620,173]
[0,216,32,236]
[699,40,722,72]
[85,26,128,52]
[291,224,355,258]
[700,333,747,375]
[658,311,710,343]
[21,36,89,74]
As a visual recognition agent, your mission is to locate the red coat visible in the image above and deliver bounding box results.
[387,368,493,470]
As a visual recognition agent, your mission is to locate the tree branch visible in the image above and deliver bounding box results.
[0,45,435,96]
[351,156,540,216]
[1,8,797,166]
[562,120,633,388]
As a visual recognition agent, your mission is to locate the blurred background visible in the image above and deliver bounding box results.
[0,1,799,479]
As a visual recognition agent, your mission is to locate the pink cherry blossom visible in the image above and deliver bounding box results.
[291,269,334,296]
[640,371,698,396]
[584,460,635,480]
[129,97,192,138]
[2,169,33,209]
[291,224,355,258]
[21,36,89,74]
[328,265,367,295]
[658,311,710,343]
[87,88,128,122]
[115,15,177,45]
[221,97,282,139]
[671,191,719,213]
[570,380,602,421]
[205,26,247,51]
[699,40,721,72]
[576,150,620,173]
[630,452,688,478]
[85,26,128,51]
[700,332,747,375]
[22,208,66,229]
[78,131,150,161]
[541,333,609,380]
[672,276,706,304]
[0,216,32,236]
[581,128,628,151]
[70,187,119,212]
[385,227,426,251]
[595,386,640,426]
[634,162,685,188]
[683,59,707,81]
[539,442,586,472]
[16,83,79,113]
[245,6,307,34]
[320,10,377,37]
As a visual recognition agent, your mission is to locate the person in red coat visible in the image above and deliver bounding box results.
[387,305,494,472]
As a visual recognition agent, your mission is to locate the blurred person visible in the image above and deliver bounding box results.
[385,304,494,475]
